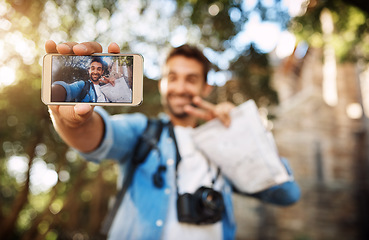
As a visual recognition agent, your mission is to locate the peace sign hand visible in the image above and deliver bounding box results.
[100,76,116,86]
[184,96,235,127]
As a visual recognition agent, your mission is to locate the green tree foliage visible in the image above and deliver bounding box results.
[0,1,118,239]
[52,56,91,84]
[229,45,278,105]
[172,0,287,105]
[290,0,369,62]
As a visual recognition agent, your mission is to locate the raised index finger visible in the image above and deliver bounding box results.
[192,96,216,112]
[56,42,78,54]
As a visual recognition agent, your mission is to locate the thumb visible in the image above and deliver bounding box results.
[61,104,94,128]
[74,103,94,115]
[72,104,95,125]
[49,104,95,129]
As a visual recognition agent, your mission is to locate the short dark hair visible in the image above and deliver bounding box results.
[166,44,211,83]
[90,57,106,69]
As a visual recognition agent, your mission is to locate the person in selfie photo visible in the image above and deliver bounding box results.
[51,57,115,103]
[45,40,301,240]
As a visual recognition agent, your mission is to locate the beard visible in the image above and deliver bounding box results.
[163,93,194,119]
[166,103,189,119]
[90,73,102,83]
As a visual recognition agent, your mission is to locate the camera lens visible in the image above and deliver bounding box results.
[201,188,223,210]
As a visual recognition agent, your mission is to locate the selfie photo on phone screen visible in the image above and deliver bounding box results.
[50,55,133,103]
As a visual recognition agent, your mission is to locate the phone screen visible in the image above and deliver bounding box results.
[50,55,135,103]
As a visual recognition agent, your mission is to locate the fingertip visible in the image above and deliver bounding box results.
[57,43,73,54]
[192,96,202,104]
[108,42,120,53]
[183,104,193,113]
[73,44,88,55]
[225,119,231,128]
[75,42,103,55]
[45,40,57,53]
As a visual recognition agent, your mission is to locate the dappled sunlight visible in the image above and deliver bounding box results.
[0,66,16,88]
[1,0,369,239]
[321,9,338,106]
[283,0,310,17]
[6,155,29,184]
[359,65,369,118]
[29,158,58,194]
[0,3,38,89]
[6,155,59,195]
[275,31,296,59]
[207,70,232,87]
[346,102,363,119]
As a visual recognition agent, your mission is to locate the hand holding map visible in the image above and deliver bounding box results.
[192,100,290,193]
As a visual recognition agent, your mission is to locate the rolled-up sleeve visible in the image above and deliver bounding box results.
[250,157,301,206]
[79,107,114,163]
[78,107,148,164]
[234,157,301,206]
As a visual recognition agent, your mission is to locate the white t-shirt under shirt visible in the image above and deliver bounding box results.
[161,126,223,240]
[93,84,109,102]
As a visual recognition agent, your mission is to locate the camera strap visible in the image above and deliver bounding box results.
[168,122,181,169]
[76,80,91,102]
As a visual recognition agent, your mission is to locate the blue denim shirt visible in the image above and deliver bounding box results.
[81,107,300,240]
[52,80,97,102]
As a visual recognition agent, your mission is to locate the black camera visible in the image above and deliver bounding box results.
[177,186,224,224]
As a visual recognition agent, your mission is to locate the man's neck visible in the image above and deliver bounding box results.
[169,114,197,128]
[91,80,99,85]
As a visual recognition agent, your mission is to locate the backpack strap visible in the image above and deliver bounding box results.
[132,119,164,165]
[100,118,163,236]
[76,80,91,102]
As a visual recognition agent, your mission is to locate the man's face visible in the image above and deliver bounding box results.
[89,61,103,83]
[160,55,209,118]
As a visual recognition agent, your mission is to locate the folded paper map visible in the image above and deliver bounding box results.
[192,100,289,193]
[100,77,132,103]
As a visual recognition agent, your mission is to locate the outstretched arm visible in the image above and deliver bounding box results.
[236,158,301,206]
[46,40,120,153]
[250,180,301,206]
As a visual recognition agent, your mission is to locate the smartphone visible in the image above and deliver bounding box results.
[42,53,144,106]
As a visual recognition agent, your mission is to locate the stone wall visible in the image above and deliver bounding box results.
[234,48,369,240]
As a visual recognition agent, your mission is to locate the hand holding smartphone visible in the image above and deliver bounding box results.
[44,41,134,153]
[42,51,143,106]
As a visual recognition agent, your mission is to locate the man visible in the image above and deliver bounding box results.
[45,40,300,239]
[52,56,115,102]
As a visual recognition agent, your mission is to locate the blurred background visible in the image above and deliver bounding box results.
[1,0,369,239]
